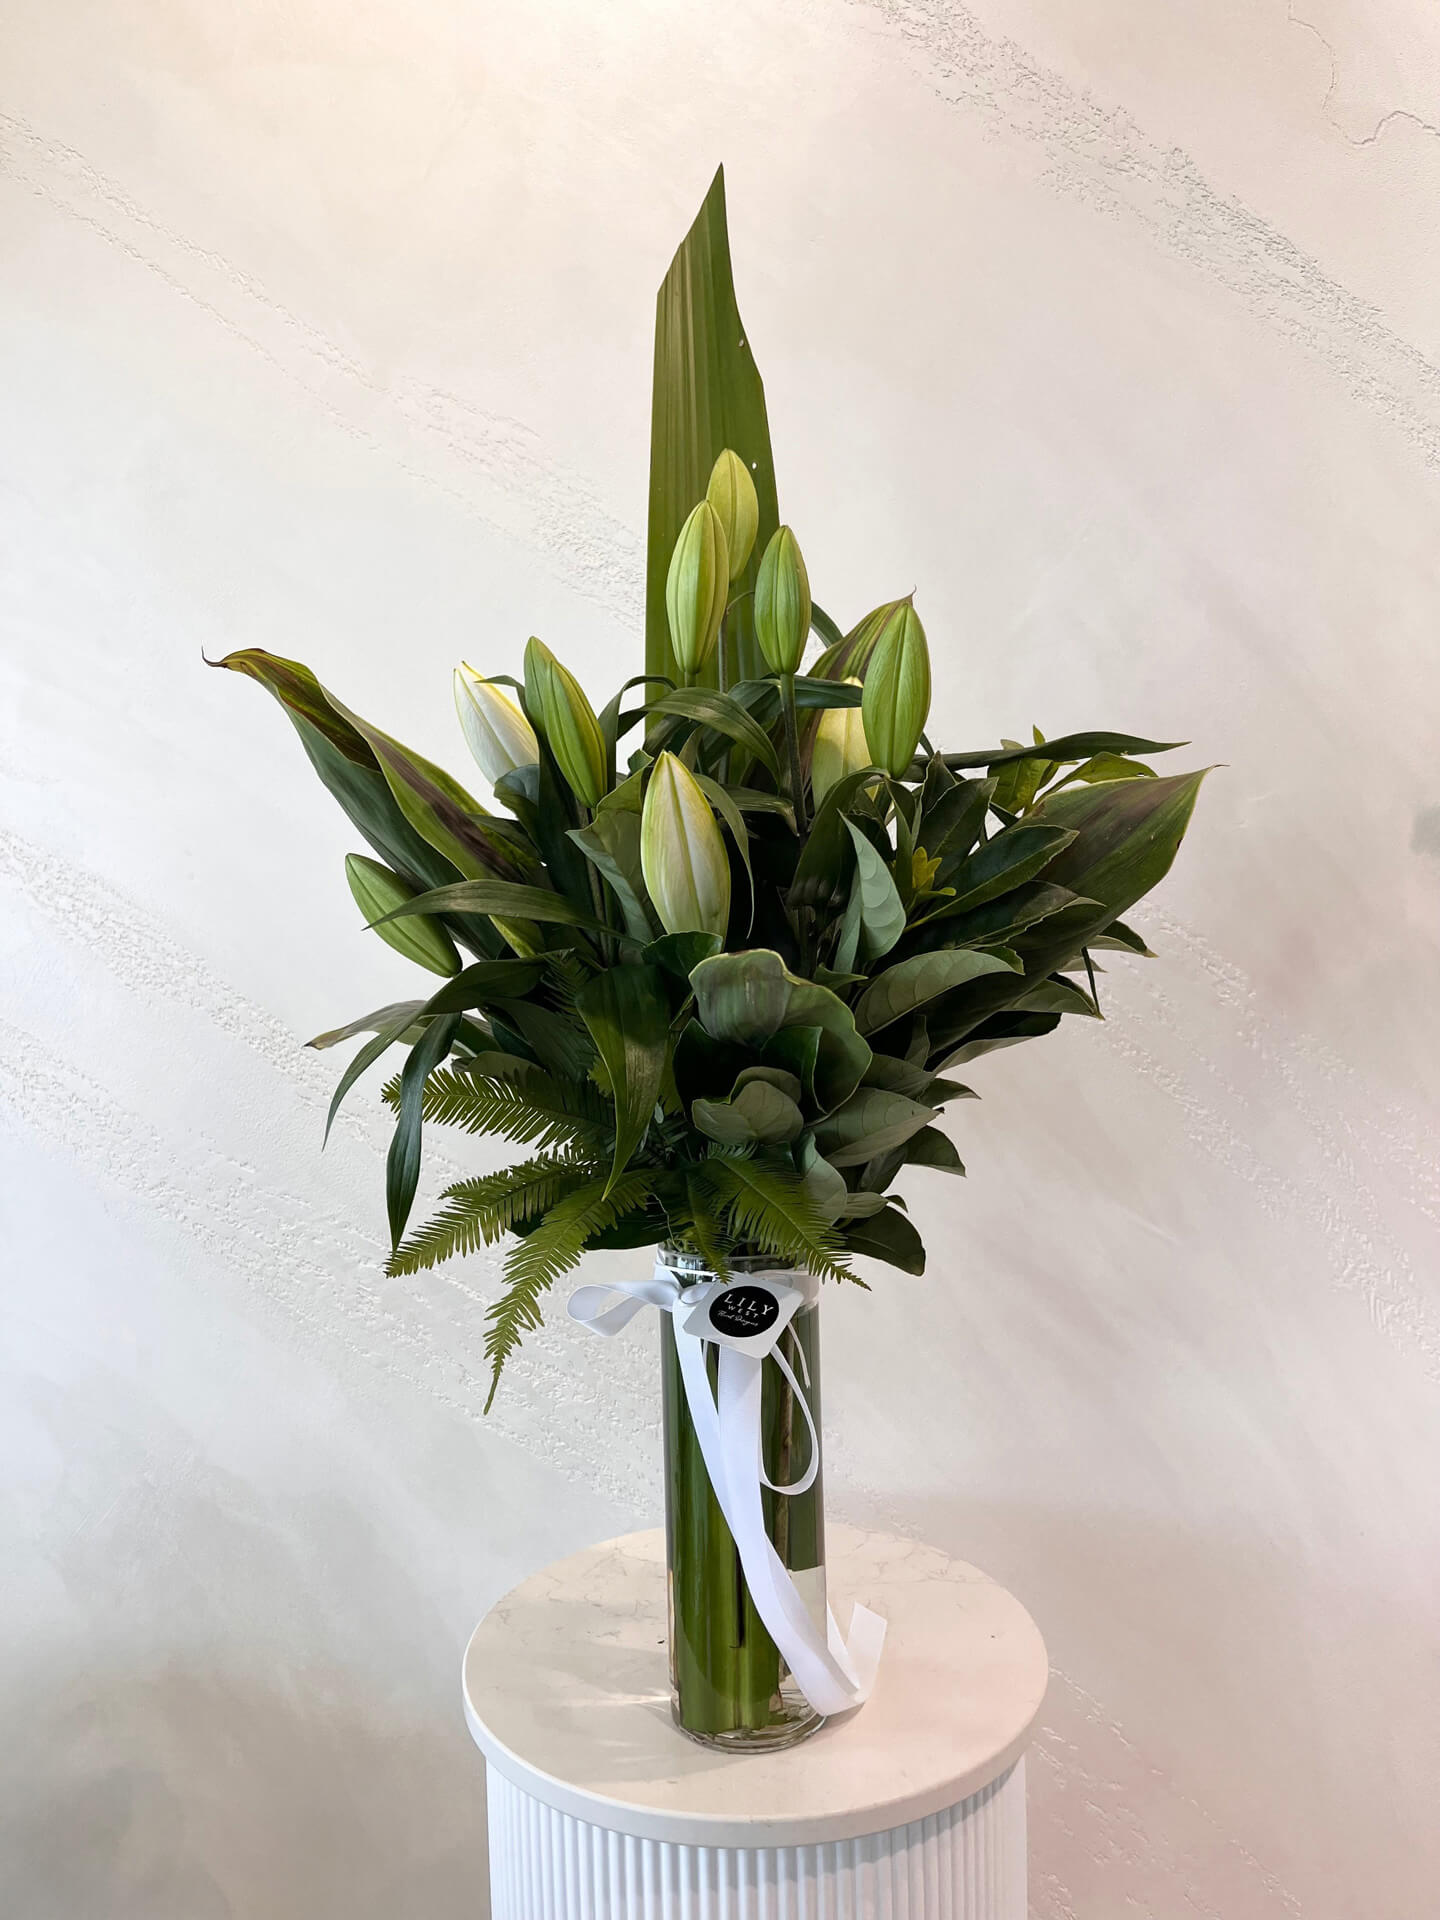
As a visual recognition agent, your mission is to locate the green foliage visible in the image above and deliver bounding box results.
[216,177,1208,1404]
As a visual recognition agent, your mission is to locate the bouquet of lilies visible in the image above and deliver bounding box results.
[216,174,1203,1408]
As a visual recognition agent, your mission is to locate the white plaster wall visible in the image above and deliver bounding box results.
[3,4,1437,1914]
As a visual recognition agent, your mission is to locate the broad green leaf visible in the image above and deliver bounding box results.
[761,1024,820,1106]
[798,1136,848,1225]
[788,766,886,909]
[839,1190,890,1219]
[570,811,657,945]
[386,1013,461,1249]
[1055,751,1156,787]
[673,1018,749,1106]
[861,1052,935,1098]
[692,769,756,921]
[574,965,673,1192]
[842,1203,926,1274]
[843,819,906,962]
[734,1065,803,1102]
[494,758,595,905]
[647,687,782,779]
[371,878,622,942]
[940,824,1077,914]
[814,1088,937,1167]
[855,949,1021,1035]
[693,1079,804,1146]
[644,930,723,983]
[1010,974,1101,1018]
[904,1126,965,1175]
[647,167,778,693]
[932,1010,1063,1068]
[1088,918,1154,956]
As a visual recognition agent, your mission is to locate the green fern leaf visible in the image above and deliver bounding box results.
[694,1154,858,1286]
[484,1169,654,1409]
[384,1153,595,1276]
[395,1062,611,1153]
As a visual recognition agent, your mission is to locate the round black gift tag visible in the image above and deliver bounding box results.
[707,1284,781,1340]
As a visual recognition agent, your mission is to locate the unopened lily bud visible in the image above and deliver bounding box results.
[640,751,731,937]
[861,598,931,778]
[523,637,607,809]
[811,679,869,807]
[665,501,730,677]
[453,665,538,785]
[754,526,811,676]
[706,449,759,580]
[346,854,460,976]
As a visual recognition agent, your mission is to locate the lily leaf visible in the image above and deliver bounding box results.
[308,1000,426,1051]
[574,965,673,1192]
[647,687,782,780]
[647,166,778,692]
[938,731,1186,772]
[855,948,1021,1035]
[570,811,657,945]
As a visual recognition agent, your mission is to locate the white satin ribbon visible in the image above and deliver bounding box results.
[567,1260,885,1719]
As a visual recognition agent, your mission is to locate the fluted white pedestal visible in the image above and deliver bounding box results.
[463,1526,1048,1919]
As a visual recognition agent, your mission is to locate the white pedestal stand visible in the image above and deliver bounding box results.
[462,1525,1048,1919]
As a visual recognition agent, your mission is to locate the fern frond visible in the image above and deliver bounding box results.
[484,1169,654,1409]
[384,1153,595,1276]
[681,1171,732,1280]
[693,1154,857,1286]
[393,1063,611,1153]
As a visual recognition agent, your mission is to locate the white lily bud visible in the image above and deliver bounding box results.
[640,751,732,938]
[811,679,869,807]
[454,665,539,785]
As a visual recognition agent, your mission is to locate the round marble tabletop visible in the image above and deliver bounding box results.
[462,1525,1049,1849]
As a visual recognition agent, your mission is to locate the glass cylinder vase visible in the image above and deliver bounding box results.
[658,1249,827,1751]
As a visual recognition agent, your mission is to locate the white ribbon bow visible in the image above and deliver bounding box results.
[568,1259,885,1719]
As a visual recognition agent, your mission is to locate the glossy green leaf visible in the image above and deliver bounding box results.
[307,1000,427,1051]
[645,930,723,985]
[861,1053,935,1098]
[914,881,1088,952]
[1088,918,1154,956]
[842,819,906,962]
[693,1078,805,1146]
[904,1125,965,1175]
[647,167,778,693]
[798,1136,848,1225]
[814,1088,937,1167]
[933,1011,1063,1068]
[1010,974,1101,1018]
[842,1203,926,1274]
[839,1189,890,1218]
[855,948,1021,1035]
[574,965,673,1192]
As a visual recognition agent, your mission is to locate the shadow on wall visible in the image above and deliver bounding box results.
[0,1659,489,1920]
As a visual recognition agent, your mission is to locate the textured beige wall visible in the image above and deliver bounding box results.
[4,3,1438,1914]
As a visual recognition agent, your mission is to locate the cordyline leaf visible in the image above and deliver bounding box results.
[910,881,1089,954]
[855,948,1021,1035]
[647,166,778,695]
[371,878,621,943]
[308,1000,426,1051]
[327,695,534,885]
[933,731,1186,772]
[647,687,782,780]
[574,965,673,1192]
[386,1013,461,1249]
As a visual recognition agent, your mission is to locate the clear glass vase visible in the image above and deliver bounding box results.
[658,1250,827,1751]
